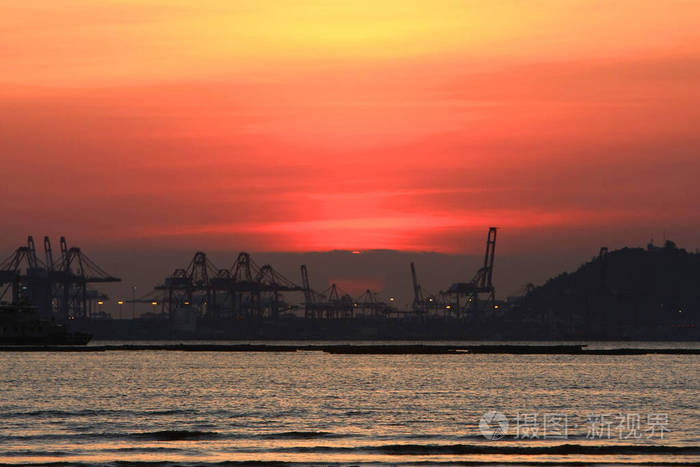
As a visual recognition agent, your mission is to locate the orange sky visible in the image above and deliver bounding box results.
[2,0,699,254]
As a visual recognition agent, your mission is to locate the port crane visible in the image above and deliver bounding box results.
[409,262,446,315]
[155,251,305,320]
[300,264,319,318]
[445,227,498,314]
[154,251,217,318]
[410,262,424,312]
[0,236,120,318]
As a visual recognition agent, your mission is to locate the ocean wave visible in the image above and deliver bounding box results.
[100,446,189,453]
[0,409,121,418]
[0,463,297,467]
[344,410,374,416]
[1,462,698,467]
[128,430,221,441]
[0,450,70,457]
[0,429,220,442]
[269,443,700,455]
[0,408,199,419]
[261,431,344,439]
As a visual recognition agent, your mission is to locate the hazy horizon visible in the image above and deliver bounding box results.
[5,233,696,316]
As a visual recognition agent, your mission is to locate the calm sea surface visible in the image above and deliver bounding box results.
[0,341,698,466]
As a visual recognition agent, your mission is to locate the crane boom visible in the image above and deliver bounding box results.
[44,236,54,271]
[410,262,424,311]
[27,236,38,270]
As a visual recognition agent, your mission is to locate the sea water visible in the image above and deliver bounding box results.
[0,341,698,465]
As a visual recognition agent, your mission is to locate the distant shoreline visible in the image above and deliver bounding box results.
[1,343,699,354]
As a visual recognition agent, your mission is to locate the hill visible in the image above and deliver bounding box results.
[510,241,699,339]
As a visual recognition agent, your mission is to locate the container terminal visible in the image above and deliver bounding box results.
[1,229,697,341]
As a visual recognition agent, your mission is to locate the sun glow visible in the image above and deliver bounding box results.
[2,1,700,253]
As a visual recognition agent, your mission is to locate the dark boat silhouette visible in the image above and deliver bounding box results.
[0,304,92,345]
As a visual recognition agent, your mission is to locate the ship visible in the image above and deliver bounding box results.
[0,303,92,345]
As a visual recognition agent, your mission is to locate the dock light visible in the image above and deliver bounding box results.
[184,301,190,305]
[429,298,433,302]
[117,300,124,305]
[445,305,451,310]
[97,301,104,305]
[389,297,395,302]
[151,301,158,306]
[494,305,500,309]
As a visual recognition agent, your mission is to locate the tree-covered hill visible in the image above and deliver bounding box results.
[511,241,699,339]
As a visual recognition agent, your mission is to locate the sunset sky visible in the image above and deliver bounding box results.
[2,0,699,267]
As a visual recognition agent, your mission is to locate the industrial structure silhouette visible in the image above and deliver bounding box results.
[0,229,500,321]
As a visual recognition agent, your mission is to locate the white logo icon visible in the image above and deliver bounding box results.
[480,411,508,440]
